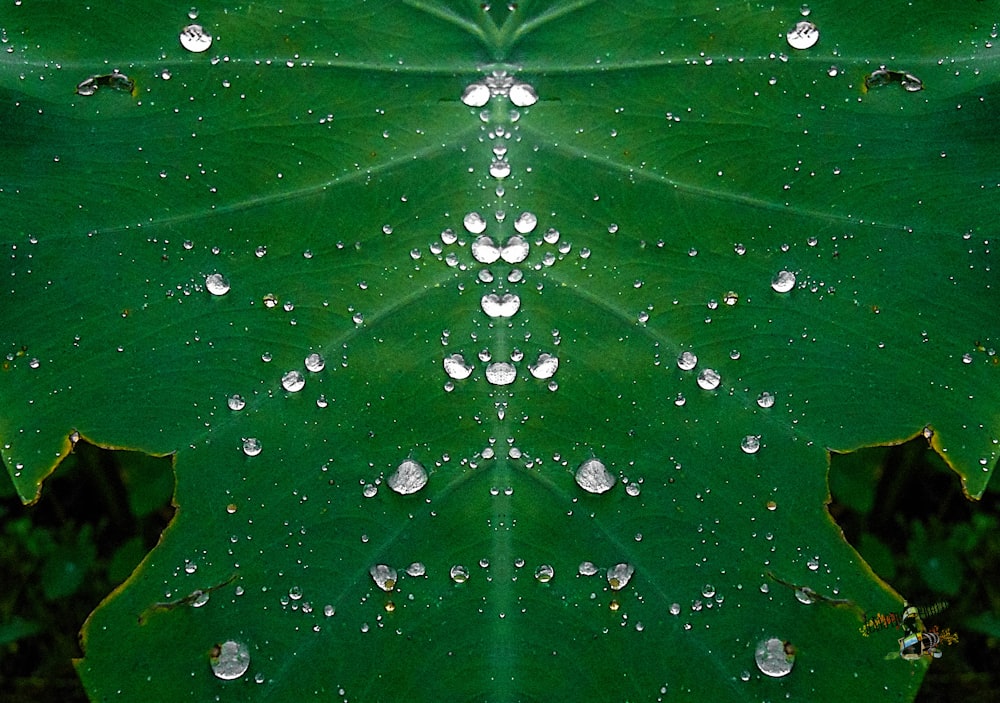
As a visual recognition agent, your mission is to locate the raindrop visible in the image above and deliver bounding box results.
[795,588,817,605]
[514,212,538,234]
[771,270,796,293]
[702,584,716,598]
[575,458,615,494]
[387,459,428,495]
[464,212,487,235]
[450,565,470,583]
[242,437,262,457]
[754,637,795,678]
[677,351,698,371]
[509,82,538,107]
[369,564,398,592]
[578,561,599,576]
[180,24,213,53]
[625,482,640,497]
[806,555,820,571]
[406,562,426,577]
[741,435,761,454]
[490,159,511,178]
[481,293,521,318]
[756,391,775,408]
[304,353,325,372]
[205,273,230,296]
[281,370,305,393]
[669,603,681,615]
[529,353,558,380]
[786,21,819,49]
[443,353,473,380]
[696,368,721,390]
[472,236,501,263]
[534,564,554,583]
[461,82,491,107]
[500,235,530,264]
[227,394,245,411]
[210,640,250,681]
[607,563,635,591]
[485,362,516,386]
[323,604,336,617]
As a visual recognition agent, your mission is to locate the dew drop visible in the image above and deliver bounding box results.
[210,640,250,681]
[323,604,336,617]
[514,211,538,234]
[387,459,428,495]
[806,555,820,571]
[702,584,716,598]
[205,273,230,296]
[677,351,698,371]
[304,353,325,372]
[461,82,490,107]
[756,391,775,408]
[464,212,488,235]
[406,562,426,577]
[696,368,721,390]
[471,236,500,264]
[509,82,538,107]
[485,362,516,386]
[578,561,599,576]
[369,564,398,592]
[771,270,796,293]
[575,458,614,494]
[607,562,635,591]
[754,637,795,678]
[490,159,511,178]
[741,435,761,454]
[481,293,521,318]
[529,353,558,380]
[500,235,530,264]
[281,370,305,393]
[242,437,261,457]
[443,353,473,380]
[450,564,470,583]
[227,394,245,411]
[534,564,554,583]
[180,24,213,53]
[786,21,818,50]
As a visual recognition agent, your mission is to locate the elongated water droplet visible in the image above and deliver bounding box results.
[387,459,428,495]
[462,82,490,107]
[481,293,521,318]
[755,637,795,678]
[443,353,473,380]
[211,640,250,680]
[242,437,262,457]
[607,562,635,590]
[575,458,614,494]
[696,368,721,390]
[180,24,213,53]
[529,353,558,380]
[786,21,819,49]
[509,82,538,107]
[485,362,516,385]
[677,351,698,371]
[304,353,325,372]
[281,370,305,392]
[500,235,529,263]
[771,270,796,293]
[205,273,230,295]
[369,564,397,592]
[464,212,487,235]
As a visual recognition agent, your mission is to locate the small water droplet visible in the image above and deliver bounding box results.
[625,482,641,497]
[669,602,681,615]
[180,24,213,53]
[677,351,698,371]
[771,270,796,293]
[702,584,716,598]
[387,459,428,495]
[754,637,795,678]
[205,272,230,295]
[696,368,721,390]
[575,458,614,494]
[806,555,820,571]
[304,353,325,372]
[741,435,761,454]
[242,437,262,457]
[443,353,473,380]
[485,362,516,386]
[323,604,336,617]
[786,20,818,50]
[281,370,305,392]
[462,82,491,107]
[210,640,250,681]
[227,394,245,411]
[450,564,470,583]
[756,392,775,408]
[362,483,378,498]
[406,562,426,577]
[191,590,210,607]
[529,353,558,380]
[288,585,303,600]
[370,564,398,592]
[464,212,488,235]
[607,563,635,591]
[578,561,599,576]
[534,564,554,583]
[509,82,538,107]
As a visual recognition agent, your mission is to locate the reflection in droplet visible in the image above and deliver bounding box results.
[211,640,250,680]
[281,370,305,393]
[500,235,530,264]
[369,564,398,592]
[754,637,795,678]
[607,563,635,590]
[771,270,796,293]
[481,293,521,318]
[509,82,538,107]
[485,362,516,386]
[529,353,558,380]
[786,20,819,50]
[677,351,698,371]
[696,368,721,390]
[575,458,614,494]
[514,212,538,234]
[443,353,473,380]
[387,459,428,495]
[242,437,262,457]
[461,82,491,107]
[472,236,501,264]
[464,212,487,235]
[304,353,325,372]
[205,273,230,296]
[450,565,470,583]
[741,435,761,454]
[227,394,245,411]
[180,24,213,53]
[534,564,554,583]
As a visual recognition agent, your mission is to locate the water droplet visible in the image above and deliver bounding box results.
[485,362,516,386]
[471,235,500,263]
[795,588,817,605]
[180,24,213,53]
[534,564,554,583]
[406,562,426,577]
[362,483,378,498]
[509,82,538,107]
[255,245,267,258]
[514,212,538,234]
[529,353,558,380]
[227,394,245,411]
[754,637,795,678]
[370,564,398,592]
[387,459,428,495]
[500,235,530,264]
[242,437,262,457]
[462,82,490,107]
[191,590,210,608]
[578,561,599,576]
[481,293,521,318]
[741,435,761,454]
[696,368,721,390]
[575,458,614,494]
[464,212,487,235]
[625,482,641,497]
[323,604,336,617]
[806,555,820,571]
[210,640,250,680]
[669,603,681,615]
[443,353,473,380]
[304,353,325,372]
[771,270,796,293]
[450,564,469,583]
[677,351,698,371]
[756,392,775,408]
[702,584,716,598]
[288,585,303,600]
[607,563,635,591]
[490,159,511,178]
[281,370,305,393]
[205,273,230,296]
[786,20,818,49]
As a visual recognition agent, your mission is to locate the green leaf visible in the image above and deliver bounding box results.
[3,1,997,700]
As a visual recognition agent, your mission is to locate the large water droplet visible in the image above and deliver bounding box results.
[281,370,305,392]
[771,270,796,293]
[696,368,721,390]
[464,212,487,235]
[490,159,510,178]
[369,564,398,592]
[534,564,554,583]
[443,353,473,380]
[227,394,245,411]
[242,437,262,457]
[677,351,698,371]
[387,459,428,495]
[205,273,230,296]
[472,236,500,264]
[500,236,529,264]
[485,362,516,386]
[607,562,635,590]
[754,637,795,678]
[211,640,250,680]
[741,435,761,454]
[575,458,614,494]
[481,293,521,318]
[529,353,558,380]
[514,212,538,234]
[180,24,213,53]
[461,82,490,107]
[304,353,325,372]
[756,391,775,408]
[450,564,470,583]
[509,82,538,107]
[786,20,819,49]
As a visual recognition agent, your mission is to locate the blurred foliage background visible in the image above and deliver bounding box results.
[1,438,997,702]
